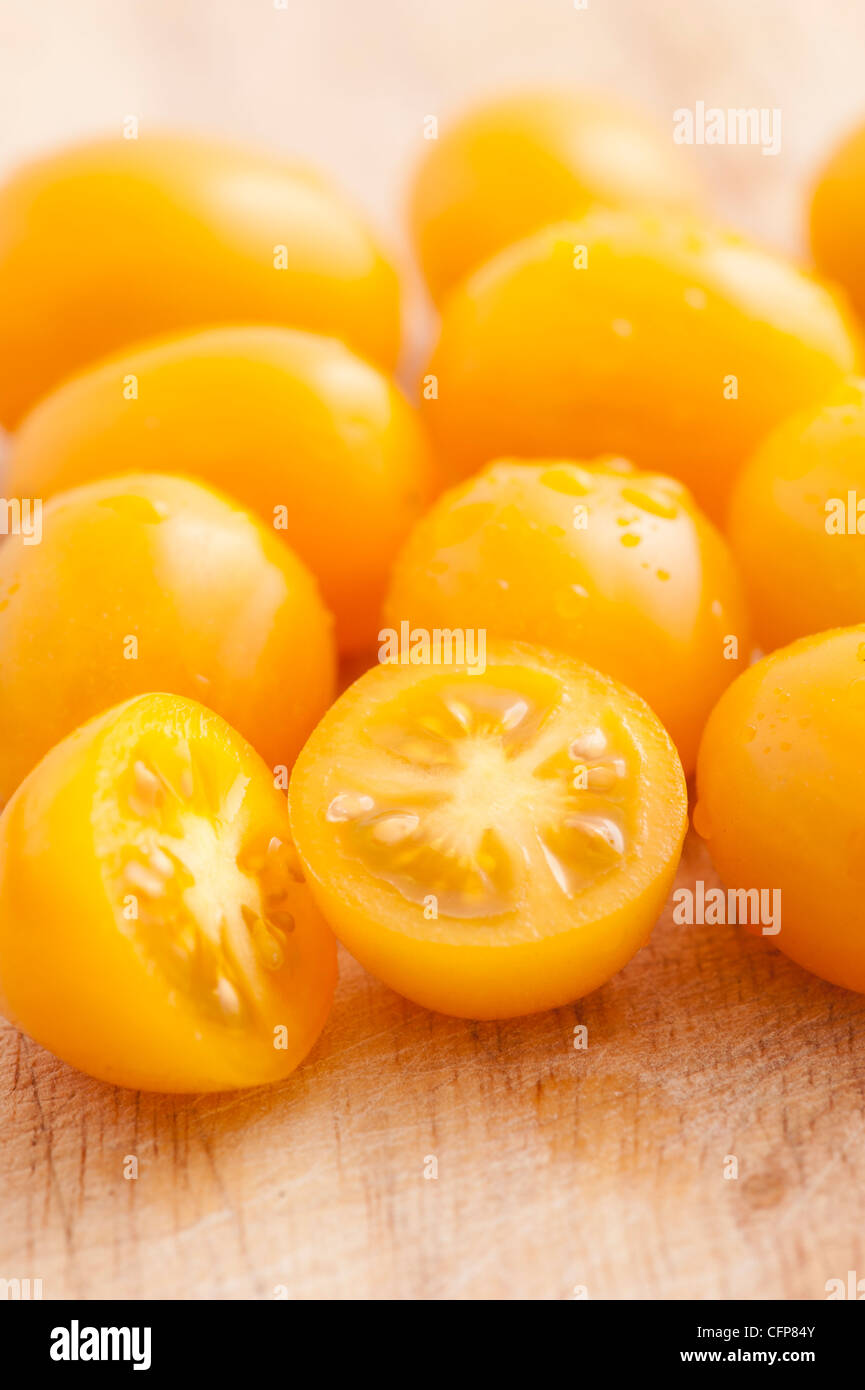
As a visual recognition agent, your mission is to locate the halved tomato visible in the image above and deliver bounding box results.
[0,693,337,1091]
[289,641,687,1018]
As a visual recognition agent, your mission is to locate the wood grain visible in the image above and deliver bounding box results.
[2,0,865,1301]
[3,832,865,1301]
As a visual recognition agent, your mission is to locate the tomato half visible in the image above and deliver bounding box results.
[289,641,687,1018]
[0,694,337,1091]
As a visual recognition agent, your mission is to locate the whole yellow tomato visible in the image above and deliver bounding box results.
[422,211,860,520]
[811,118,865,323]
[8,326,433,652]
[0,473,335,804]
[0,132,400,427]
[409,90,697,303]
[384,457,750,773]
[728,376,865,650]
[696,627,865,994]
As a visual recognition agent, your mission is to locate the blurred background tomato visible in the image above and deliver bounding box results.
[1,0,865,412]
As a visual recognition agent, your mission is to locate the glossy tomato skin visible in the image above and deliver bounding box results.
[422,211,861,520]
[383,458,750,774]
[0,133,400,427]
[409,90,697,303]
[8,326,433,653]
[811,120,865,323]
[289,641,687,1019]
[0,474,335,805]
[696,627,865,994]
[0,694,337,1091]
[728,376,865,651]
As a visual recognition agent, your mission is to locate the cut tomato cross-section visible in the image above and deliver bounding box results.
[289,641,687,1018]
[0,693,337,1091]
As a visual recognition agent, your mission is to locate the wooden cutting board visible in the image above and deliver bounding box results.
[2,0,865,1301]
[3,823,865,1301]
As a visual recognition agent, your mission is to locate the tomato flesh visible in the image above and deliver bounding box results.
[290,642,687,1018]
[0,694,337,1091]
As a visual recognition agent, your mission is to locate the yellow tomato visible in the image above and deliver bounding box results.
[383,457,749,774]
[695,627,865,994]
[0,693,337,1091]
[8,326,433,653]
[0,473,335,804]
[728,376,865,650]
[811,119,865,323]
[409,90,698,303]
[289,641,687,1019]
[422,210,860,520]
[0,132,400,427]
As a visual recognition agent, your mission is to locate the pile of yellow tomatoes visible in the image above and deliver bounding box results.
[1,92,864,1091]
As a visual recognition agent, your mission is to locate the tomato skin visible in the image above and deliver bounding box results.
[383,458,750,774]
[7,326,433,653]
[409,90,697,303]
[0,473,335,805]
[811,121,865,323]
[0,694,337,1092]
[695,627,865,994]
[289,641,687,1019]
[0,133,400,427]
[422,211,861,519]
[727,376,865,651]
